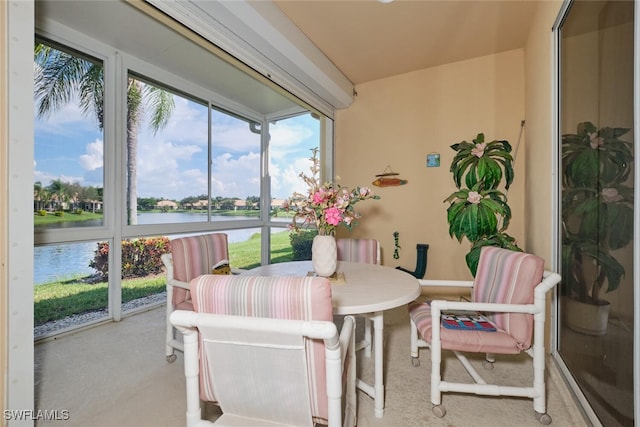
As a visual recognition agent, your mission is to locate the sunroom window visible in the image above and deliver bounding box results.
[33,1,333,338]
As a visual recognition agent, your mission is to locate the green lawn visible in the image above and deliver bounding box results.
[34,275,166,325]
[34,230,296,325]
[230,230,294,269]
[34,210,103,225]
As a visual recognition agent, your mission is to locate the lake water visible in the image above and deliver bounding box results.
[34,212,290,284]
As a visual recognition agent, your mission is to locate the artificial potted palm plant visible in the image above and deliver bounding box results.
[561,122,634,335]
[445,133,521,276]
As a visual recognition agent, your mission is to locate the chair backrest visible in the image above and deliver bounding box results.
[189,274,334,423]
[169,233,229,306]
[473,246,544,350]
[336,238,380,264]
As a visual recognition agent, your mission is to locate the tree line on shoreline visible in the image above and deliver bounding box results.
[34,179,265,213]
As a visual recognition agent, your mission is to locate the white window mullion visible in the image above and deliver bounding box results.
[109,49,124,321]
[261,118,271,266]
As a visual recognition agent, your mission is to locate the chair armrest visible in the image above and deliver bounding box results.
[167,277,190,290]
[535,271,562,297]
[161,253,172,268]
[429,299,539,316]
[169,310,199,334]
[418,279,474,288]
[161,252,190,290]
[429,271,560,324]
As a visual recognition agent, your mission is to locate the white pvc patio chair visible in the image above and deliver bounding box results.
[160,233,230,362]
[171,274,357,427]
[408,246,561,424]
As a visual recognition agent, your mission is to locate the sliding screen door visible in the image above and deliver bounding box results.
[558,1,635,425]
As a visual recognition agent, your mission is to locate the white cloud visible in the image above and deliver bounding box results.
[269,122,313,151]
[34,101,97,136]
[136,137,205,199]
[33,169,84,186]
[268,119,317,198]
[211,151,261,198]
[79,139,103,171]
[34,87,321,203]
[154,97,209,145]
[212,122,261,152]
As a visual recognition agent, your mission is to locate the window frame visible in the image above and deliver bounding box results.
[33,12,335,327]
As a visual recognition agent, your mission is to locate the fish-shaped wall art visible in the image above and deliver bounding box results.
[372,166,408,187]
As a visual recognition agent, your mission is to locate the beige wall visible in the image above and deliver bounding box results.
[335,49,526,280]
[522,0,563,349]
[523,0,563,267]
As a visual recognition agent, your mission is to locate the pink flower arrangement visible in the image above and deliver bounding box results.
[283,148,380,235]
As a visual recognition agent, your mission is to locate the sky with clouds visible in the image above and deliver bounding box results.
[34,92,319,202]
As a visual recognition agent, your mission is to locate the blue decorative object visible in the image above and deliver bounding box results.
[427,153,440,167]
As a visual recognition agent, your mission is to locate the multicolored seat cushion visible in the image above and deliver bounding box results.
[409,246,544,354]
[189,274,333,421]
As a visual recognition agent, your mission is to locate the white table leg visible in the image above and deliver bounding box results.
[364,315,372,358]
[372,311,384,417]
[355,311,385,418]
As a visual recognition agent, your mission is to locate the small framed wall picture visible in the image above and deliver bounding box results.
[427,153,440,167]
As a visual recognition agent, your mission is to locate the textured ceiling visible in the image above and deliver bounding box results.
[274,0,540,85]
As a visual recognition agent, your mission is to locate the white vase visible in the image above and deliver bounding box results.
[312,235,337,277]
[563,297,611,336]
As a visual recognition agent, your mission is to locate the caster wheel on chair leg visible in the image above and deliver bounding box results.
[432,405,446,418]
[535,411,552,425]
[166,354,177,363]
[411,357,420,367]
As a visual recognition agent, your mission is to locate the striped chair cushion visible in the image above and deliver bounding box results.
[473,246,544,349]
[409,247,544,354]
[169,233,229,308]
[409,301,523,354]
[190,274,333,421]
[336,238,379,264]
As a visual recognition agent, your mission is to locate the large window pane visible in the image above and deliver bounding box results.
[127,76,209,225]
[558,1,635,425]
[33,40,109,337]
[34,240,108,339]
[34,41,104,229]
[269,113,322,222]
[269,113,323,263]
[211,108,261,222]
[33,6,335,343]
[119,236,170,315]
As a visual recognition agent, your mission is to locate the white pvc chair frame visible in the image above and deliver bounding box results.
[171,310,357,427]
[410,271,561,424]
[161,253,189,361]
[161,253,245,362]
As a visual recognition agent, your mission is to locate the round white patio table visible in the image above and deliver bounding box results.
[244,260,421,418]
